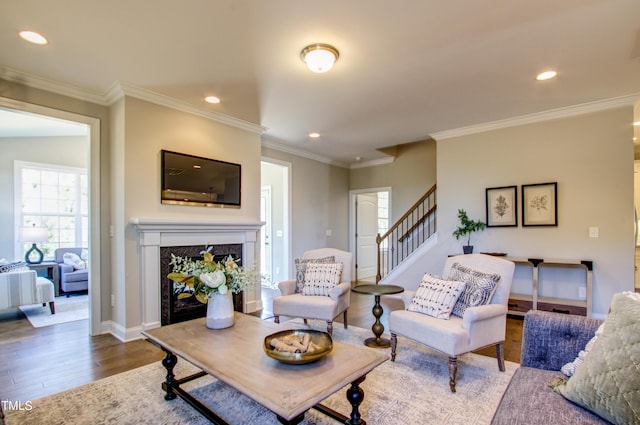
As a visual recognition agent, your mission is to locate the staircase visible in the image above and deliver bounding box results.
[376,184,437,283]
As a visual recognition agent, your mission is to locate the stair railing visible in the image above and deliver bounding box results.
[376,184,437,283]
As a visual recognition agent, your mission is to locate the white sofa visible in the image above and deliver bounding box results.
[0,269,55,314]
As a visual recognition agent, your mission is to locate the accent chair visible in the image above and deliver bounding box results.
[272,248,353,335]
[54,248,89,294]
[389,253,515,392]
[0,269,55,314]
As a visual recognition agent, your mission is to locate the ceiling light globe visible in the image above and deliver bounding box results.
[301,44,339,73]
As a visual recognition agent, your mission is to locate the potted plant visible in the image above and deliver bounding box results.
[452,209,486,254]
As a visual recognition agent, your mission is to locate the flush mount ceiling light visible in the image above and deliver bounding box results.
[301,44,339,73]
[19,30,48,45]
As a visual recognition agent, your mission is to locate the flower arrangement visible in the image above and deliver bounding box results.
[167,246,258,304]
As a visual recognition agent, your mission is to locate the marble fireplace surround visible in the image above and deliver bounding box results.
[131,218,263,331]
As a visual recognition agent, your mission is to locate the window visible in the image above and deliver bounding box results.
[15,161,88,261]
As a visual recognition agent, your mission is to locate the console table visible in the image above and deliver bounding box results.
[505,257,592,317]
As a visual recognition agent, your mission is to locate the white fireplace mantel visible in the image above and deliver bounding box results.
[131,217,264,331]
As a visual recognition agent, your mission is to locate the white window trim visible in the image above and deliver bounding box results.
[14,160,88,261]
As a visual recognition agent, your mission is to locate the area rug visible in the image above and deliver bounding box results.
[18,294,88,328]
[4,320,517,425]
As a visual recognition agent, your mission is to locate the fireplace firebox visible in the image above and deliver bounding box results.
[160,244,243,325]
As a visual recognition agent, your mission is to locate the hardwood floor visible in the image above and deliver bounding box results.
[0,286,523,403]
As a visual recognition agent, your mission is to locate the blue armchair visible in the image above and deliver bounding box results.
[54,248,89,294]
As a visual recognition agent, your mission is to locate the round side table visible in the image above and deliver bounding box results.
[351,284,404,348]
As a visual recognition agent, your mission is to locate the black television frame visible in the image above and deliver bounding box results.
[161,149,241,208]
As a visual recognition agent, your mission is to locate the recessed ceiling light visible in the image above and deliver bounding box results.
[633,121,640,126]
[536,70,557,81]
[205,96,221,104]
[309,132,320,138]
[19,30,48,45]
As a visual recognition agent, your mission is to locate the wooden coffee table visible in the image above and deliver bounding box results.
[142,313,388,425]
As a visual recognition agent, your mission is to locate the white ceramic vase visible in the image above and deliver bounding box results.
[206,291,235,329]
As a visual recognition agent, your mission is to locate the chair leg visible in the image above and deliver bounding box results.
[342,310,348,329]
[274,316,280,324]
[390,333,397,361]
[49,301,55,314]
[496,343,505,371]
[326,321,333,336]
[448,357,458,393]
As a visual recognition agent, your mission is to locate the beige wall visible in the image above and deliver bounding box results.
[433,107,635,316]
[261,146,350,275]
[120,97,262,328]
[350,140,436,222]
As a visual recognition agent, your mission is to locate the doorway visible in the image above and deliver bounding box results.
[0,98,101,336]
[260,159,290,285]
[350,188,391,282]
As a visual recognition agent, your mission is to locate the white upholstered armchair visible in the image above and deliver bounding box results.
[389,254,514,392]
[0,269,55,314]
[273,248,353,335]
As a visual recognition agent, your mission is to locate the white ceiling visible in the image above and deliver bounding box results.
[1,0,639,164]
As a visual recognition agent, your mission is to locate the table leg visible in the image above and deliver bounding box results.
[313,376,367,425]
[364,295,389,348]
[161,350,178,400]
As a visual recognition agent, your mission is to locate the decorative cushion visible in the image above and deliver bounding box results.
[552,291,640,425]
[407,274,466,319]
[561,322,606,377]
[301,262,343,296]
[294,256,335,293]
[448,262,501,317]
[63,252,87,270]
[0,261,28,273]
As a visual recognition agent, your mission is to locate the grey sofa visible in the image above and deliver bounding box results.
[54,247,89,294]
[491,310,607,424]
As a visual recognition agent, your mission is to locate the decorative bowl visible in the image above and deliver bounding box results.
[263,329,333,365]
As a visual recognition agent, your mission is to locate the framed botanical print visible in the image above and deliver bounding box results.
[486,186,518,227]
[522,182,557,226]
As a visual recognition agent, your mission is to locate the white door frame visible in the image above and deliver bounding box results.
[260,157,291,282]
[260,185,273,281]
[0,97,102,336]
[349,187,392,282]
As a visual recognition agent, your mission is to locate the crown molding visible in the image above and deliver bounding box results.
[0,68,266,135]
[350,157,395,169]
[112,83,266,135]
[261,137,349,168]
[0,67,109,105]
[432,93,640,140]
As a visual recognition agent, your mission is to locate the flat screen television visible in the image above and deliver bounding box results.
[161,150,241,207]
